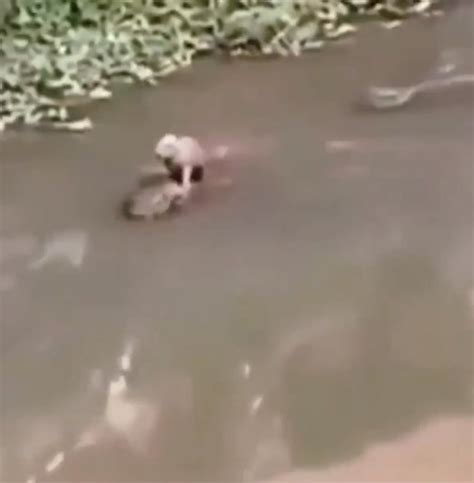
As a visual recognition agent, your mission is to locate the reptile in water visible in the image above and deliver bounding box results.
[122,133,227,220]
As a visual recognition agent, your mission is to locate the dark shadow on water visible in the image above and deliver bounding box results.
[278,254,473,468]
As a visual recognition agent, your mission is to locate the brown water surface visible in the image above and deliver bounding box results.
[1,6,473,483]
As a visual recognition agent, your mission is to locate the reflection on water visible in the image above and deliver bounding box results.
[1,5,473,482]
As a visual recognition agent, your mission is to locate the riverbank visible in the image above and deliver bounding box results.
[0,0,437,130]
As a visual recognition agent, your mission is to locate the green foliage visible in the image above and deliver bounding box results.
[0,0,435,130]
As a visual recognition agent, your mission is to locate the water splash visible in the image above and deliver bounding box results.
[29,230,88,270]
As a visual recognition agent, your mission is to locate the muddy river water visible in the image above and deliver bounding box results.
[1,5,473,482]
